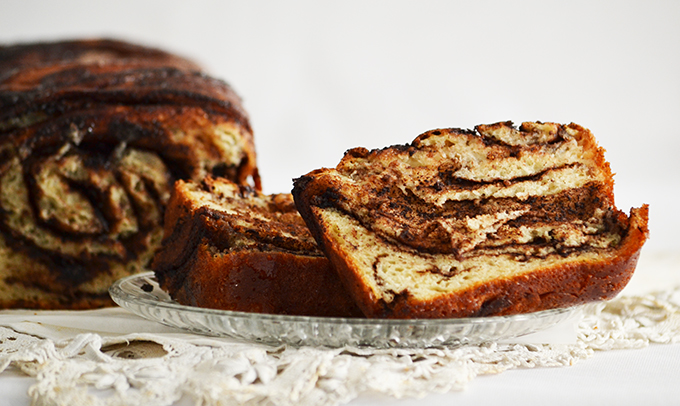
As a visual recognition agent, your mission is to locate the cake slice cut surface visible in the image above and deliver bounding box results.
[292,121,649,318]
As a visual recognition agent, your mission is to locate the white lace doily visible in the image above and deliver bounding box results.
[1,255,680,406]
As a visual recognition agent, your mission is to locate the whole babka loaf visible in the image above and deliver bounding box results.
[152,176,363,317]
[0,39,259,309]
[293,121,649,319]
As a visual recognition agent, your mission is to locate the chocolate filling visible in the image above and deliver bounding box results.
[336,181,620,258]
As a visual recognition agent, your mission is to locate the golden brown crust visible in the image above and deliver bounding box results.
[0,38,202,74]
[171,244,363,317]
[293,122,649,319]
[0,39,259,309]
[152,177,363,318]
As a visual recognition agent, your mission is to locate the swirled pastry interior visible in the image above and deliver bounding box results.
[0,39,259,309]
[293,122,649,318]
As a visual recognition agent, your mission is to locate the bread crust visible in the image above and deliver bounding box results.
[0,38,202,73]
[169,244,363,317]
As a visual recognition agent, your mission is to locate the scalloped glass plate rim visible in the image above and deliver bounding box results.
[110,271,578,328]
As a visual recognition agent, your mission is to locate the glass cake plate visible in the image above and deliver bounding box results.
[110,272,579,348]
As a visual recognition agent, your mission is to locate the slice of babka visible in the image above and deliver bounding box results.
[292,121,649,319]
[152,176,363,318]
[0,39,259,309]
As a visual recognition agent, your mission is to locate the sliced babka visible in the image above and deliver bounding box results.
[152,176,363,318]
[292,121,648,318]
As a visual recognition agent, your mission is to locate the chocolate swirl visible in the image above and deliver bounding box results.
[297,122,626,260]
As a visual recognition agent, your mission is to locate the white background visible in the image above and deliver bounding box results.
[1,0,678,253]
[1,1,679,405]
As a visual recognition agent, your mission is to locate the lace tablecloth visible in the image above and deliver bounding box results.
[1,252,679,406]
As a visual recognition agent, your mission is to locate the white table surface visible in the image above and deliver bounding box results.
[3,341,680,405]
[2,1,679,404]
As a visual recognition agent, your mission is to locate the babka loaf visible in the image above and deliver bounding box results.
[152,177,363,318]
[292,121,649,319]
[0,39,259,309]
